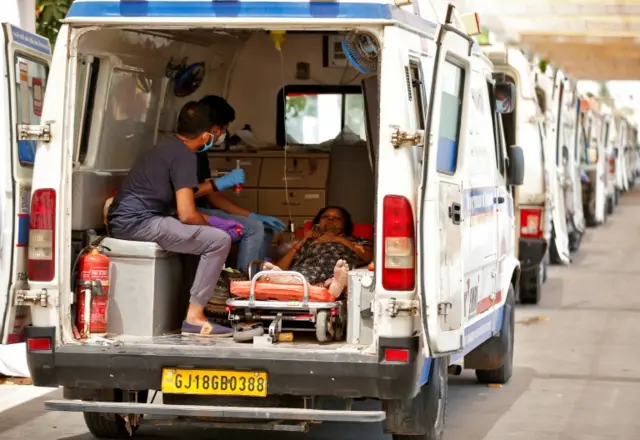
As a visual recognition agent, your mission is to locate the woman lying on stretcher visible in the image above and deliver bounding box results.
[260,206,374,298]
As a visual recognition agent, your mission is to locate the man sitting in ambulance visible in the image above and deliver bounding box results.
[107,102,237,337]
[194,95,286,271]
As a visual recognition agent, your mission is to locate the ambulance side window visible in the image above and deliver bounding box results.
[96,68,163,170]
[487,80,505,176]
[436,61,464,174]
[75,56,101,164]
[407,60,425,130]
[14,54,48,167]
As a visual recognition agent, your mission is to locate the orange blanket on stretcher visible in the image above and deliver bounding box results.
[229,281,336,303]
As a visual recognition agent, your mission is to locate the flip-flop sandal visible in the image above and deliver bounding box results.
[181,320,233,338]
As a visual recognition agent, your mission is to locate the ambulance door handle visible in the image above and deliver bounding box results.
[495,197,505,204]
[448,202,462,225]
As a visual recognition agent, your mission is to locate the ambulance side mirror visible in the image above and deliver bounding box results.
[495,82,516,114]
[508,145,525,186]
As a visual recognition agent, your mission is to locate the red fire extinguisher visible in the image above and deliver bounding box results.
[76,245,110,337]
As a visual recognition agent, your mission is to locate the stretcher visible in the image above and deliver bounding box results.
[227,270,346,344]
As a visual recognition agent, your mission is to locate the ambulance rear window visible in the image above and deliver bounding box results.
[14,54,48,167]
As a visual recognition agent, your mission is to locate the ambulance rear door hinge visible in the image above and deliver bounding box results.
[15,289,50,307]
[437,302,452,317]
[18,123,51,143]
[387,298,419,318]
[390,125,424,149]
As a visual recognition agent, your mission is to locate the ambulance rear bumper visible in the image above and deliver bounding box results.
[25,327,421,401]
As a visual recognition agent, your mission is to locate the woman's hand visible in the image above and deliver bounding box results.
[303,229,321,241]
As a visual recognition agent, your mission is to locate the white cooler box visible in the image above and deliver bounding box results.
[102,237,185,337]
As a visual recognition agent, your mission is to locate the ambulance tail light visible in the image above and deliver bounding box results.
[520,208,543,239]
[28,188,56,282]
[609,155,616,175]
[382,195,415,291]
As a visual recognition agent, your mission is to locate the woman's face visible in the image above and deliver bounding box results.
[318,208,345,233]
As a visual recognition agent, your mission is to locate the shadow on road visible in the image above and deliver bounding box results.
[444,367,534,440]
[0,389,61,435]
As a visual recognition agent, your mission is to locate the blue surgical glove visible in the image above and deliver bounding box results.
[214,168,245,191]
[249,213,286,233]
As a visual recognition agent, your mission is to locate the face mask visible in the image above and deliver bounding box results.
[496,99,505,113]
[196,133,215,153]
[214,131,227,146]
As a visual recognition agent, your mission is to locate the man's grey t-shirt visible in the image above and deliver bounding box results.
[108,136,198,236]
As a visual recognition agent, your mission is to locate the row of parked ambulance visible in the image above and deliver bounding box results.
[481,43,639,306]
[1,3,639,439]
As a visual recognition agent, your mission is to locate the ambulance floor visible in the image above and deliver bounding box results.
[3,189,640,439]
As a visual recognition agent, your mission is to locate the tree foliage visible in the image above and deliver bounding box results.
[36,0,72,46]
[285,96,308,118]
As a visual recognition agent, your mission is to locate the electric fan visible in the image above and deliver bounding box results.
[166,57,206,98]
[341,31,380,75]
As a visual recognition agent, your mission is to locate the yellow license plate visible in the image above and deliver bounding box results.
[161,368,267,397]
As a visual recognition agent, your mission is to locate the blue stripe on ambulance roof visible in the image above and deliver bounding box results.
[68,1,394,19]
[66,1,438,37]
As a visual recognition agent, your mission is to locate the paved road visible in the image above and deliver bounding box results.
[3,192,640,439]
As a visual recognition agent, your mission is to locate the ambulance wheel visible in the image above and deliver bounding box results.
[519,266,541,305]
[333,302,347,342]
[316,310,331,342]
[83,390,148,438]
[475,285,515,384]
[385,357,447,440]
[606,196,614,215]
[549,225,563,265]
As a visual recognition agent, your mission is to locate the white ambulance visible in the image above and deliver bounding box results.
[8,1,524,438]
[481,44,565,305]
[534,67,584,254]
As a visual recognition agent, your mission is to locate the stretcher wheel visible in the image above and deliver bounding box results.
[316,310,331,342]
[233,322,264,343]
[334,302,347,342]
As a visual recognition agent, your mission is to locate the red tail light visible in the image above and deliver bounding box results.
[382,195,415,291]
[384,348,410,363]
[609,156,616,175]
[28,188,56,282]
[520,208,543,239]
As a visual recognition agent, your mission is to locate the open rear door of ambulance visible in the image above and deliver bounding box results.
[0,24,51,344]
[418,5,473,356]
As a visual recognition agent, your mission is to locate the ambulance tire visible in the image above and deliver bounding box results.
[475,285,515,385]
[83,390,148,438]
[385,357,447,440]
[606,196,614,215]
